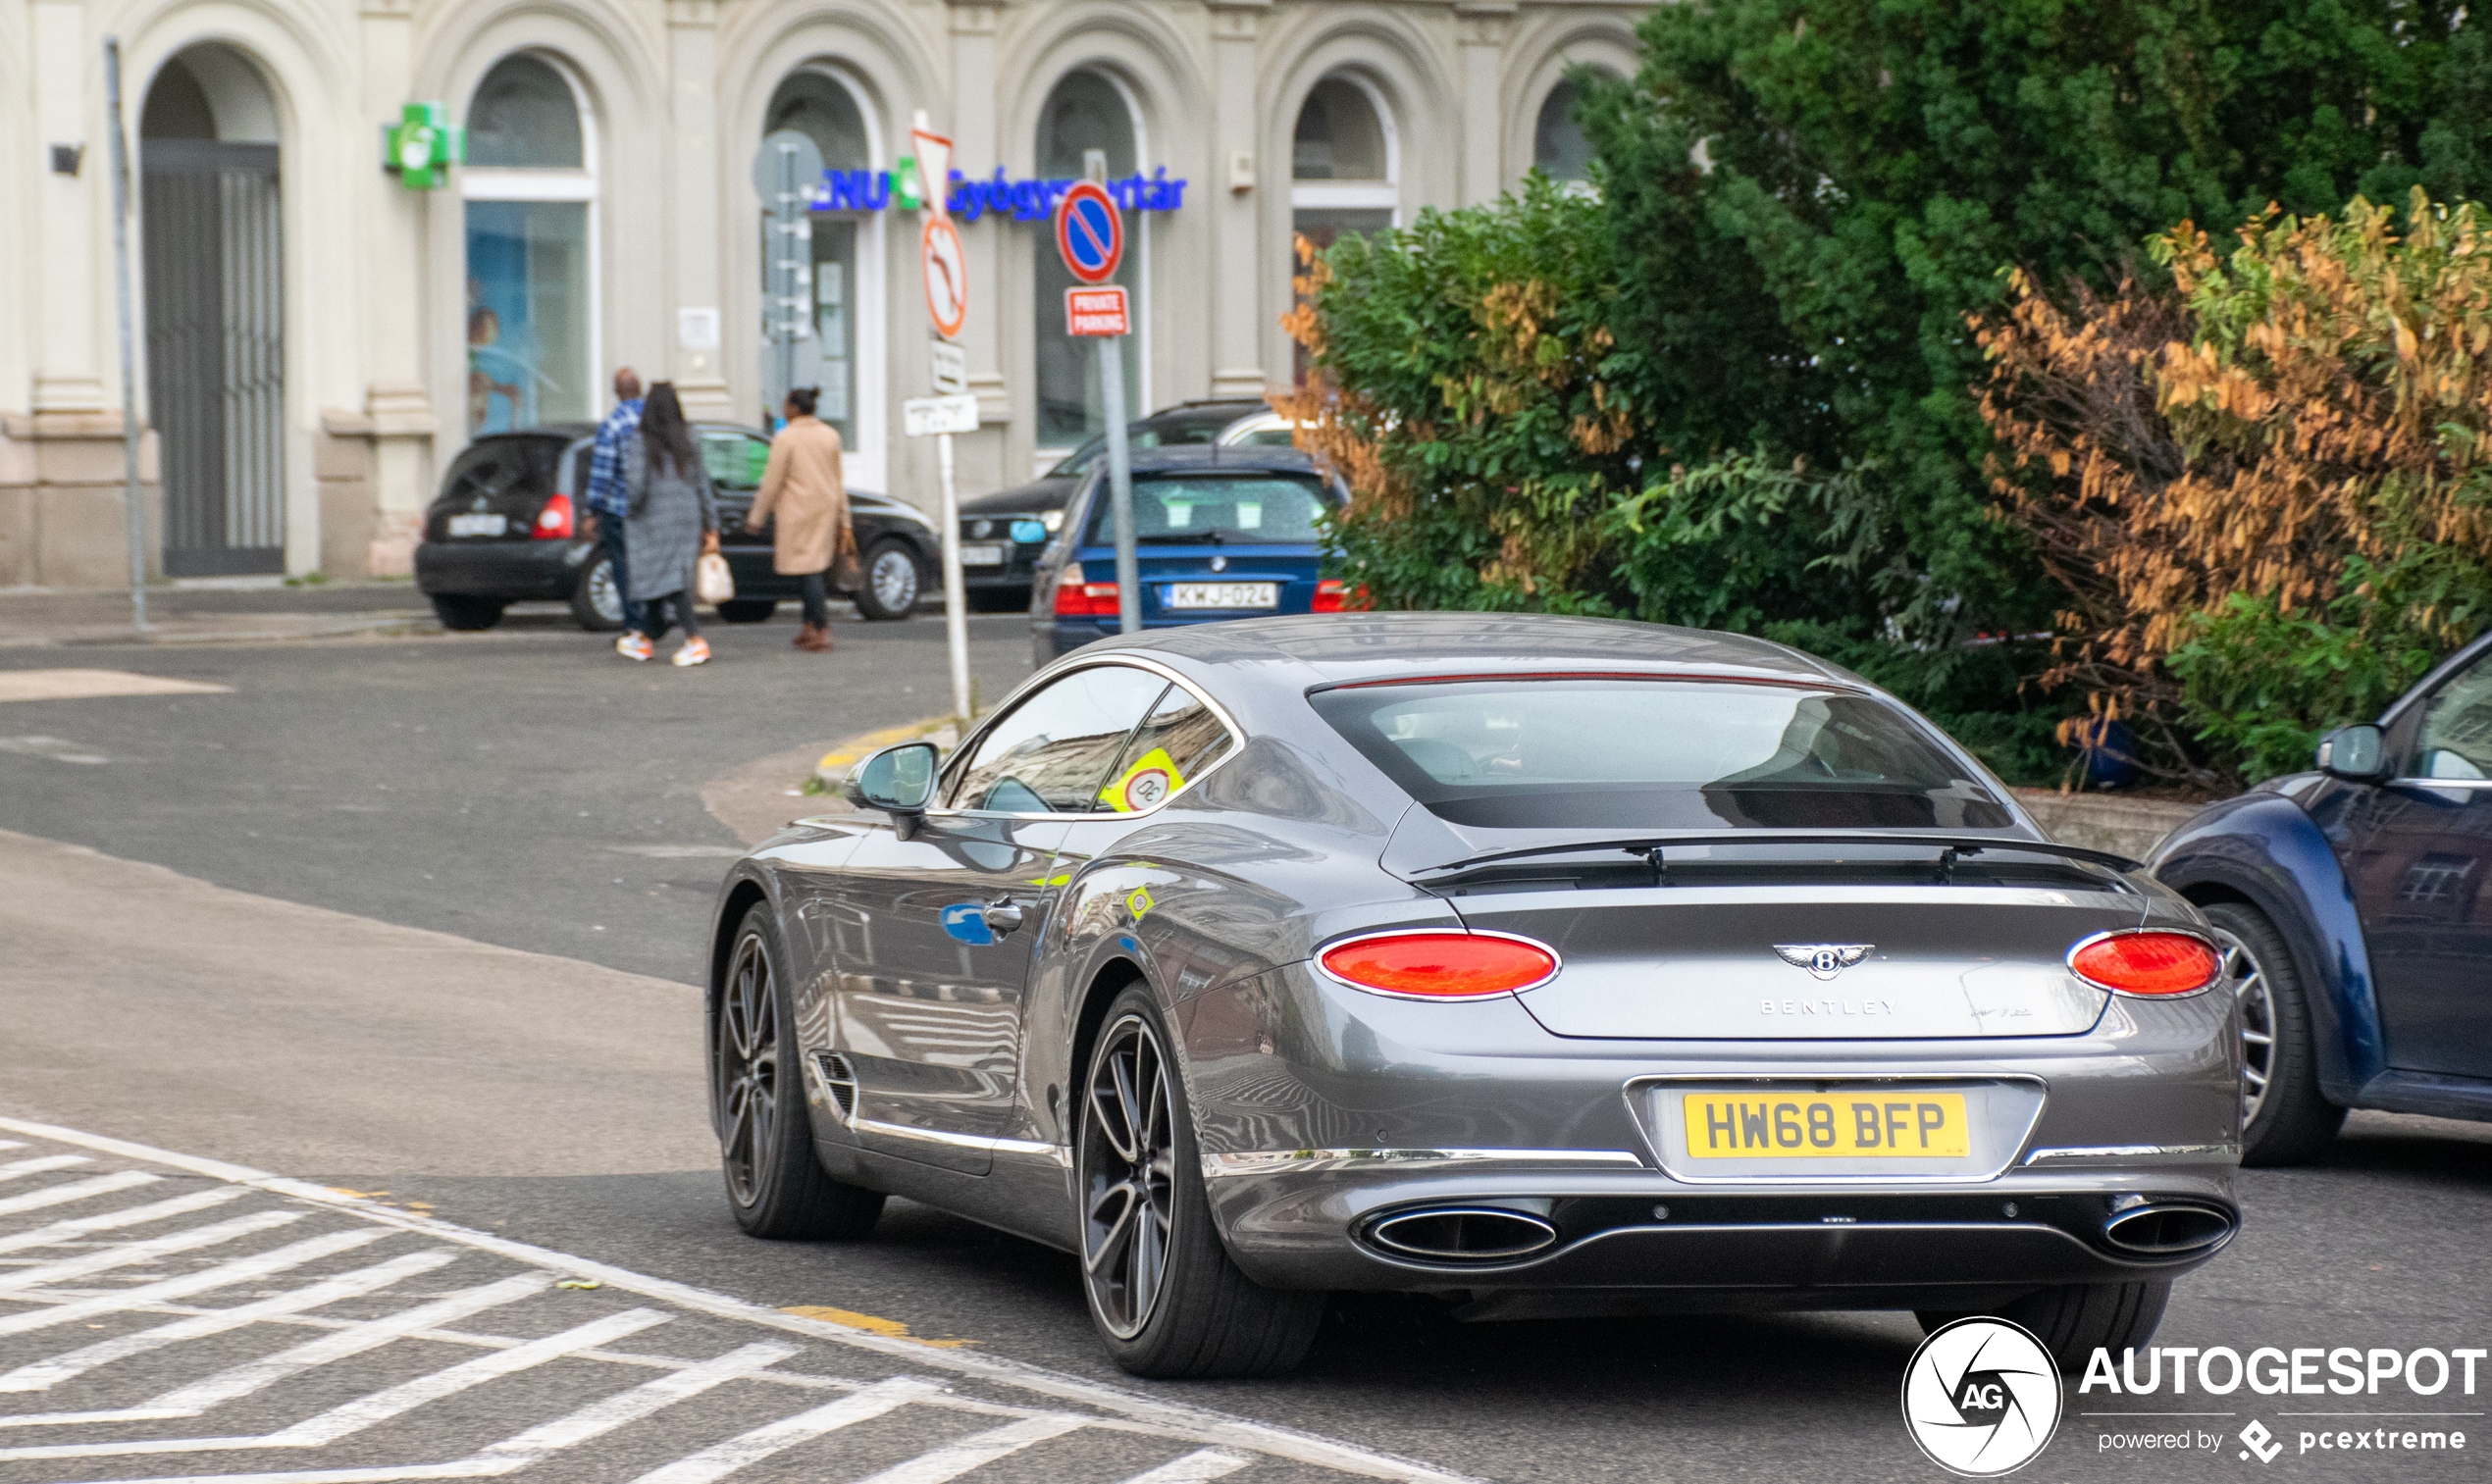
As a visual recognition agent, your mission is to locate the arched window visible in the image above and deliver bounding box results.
[762,71,875,453]
[462,54,595,435]
[1289,74,1396,383]
[1031,70,1142,451]
[1533,79,1597,184]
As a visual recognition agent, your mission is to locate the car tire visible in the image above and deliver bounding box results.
[716,599,779,625]
[2204,900,2346,1166]
[853,539,922,622]
[1076,986,1324,1379]
[570,554,625,632]
[1918,1279,2171,1371]
[714,903,885,1241]
[430,594,506,631]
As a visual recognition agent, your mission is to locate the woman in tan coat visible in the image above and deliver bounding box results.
[746,387,853,651]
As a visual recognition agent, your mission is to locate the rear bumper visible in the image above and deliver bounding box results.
[414,539,588,599]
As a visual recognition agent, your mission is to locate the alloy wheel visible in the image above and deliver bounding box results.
[1080,1013,1177,1339]
[588,558,623,624]
[871,548,918,612]
[717,931,779,1206]
[2210,924,2276,1129]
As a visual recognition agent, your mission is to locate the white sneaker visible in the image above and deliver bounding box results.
[672,637,711,667]
[616,633,653,662]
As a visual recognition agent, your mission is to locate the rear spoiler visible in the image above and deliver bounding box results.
[1404,831,2144,889]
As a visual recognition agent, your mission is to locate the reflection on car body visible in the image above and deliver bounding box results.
[708,613,2241,1379]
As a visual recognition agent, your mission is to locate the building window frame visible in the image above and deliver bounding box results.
[1029,65,1152,466]
[460,52,600,435]
[1288,71,1399,220]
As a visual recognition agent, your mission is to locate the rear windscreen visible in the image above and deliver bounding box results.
[1309,679,2011,830]
[1082,474,1333,546]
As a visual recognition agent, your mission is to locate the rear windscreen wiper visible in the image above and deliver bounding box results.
[1405,831,2143,888]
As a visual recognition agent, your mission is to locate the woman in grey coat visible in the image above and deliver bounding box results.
[616,383,720,666]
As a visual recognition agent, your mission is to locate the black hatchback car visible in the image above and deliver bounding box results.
[414,422,941,630]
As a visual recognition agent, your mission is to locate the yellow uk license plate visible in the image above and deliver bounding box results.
[1684,1091,1970,1158]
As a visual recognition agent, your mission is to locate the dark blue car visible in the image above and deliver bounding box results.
[1028,444,1351,664]
[2155,629,2492,1163]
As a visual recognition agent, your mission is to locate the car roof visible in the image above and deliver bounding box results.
[1117,444,1321,476]
[1081,612,1860,690]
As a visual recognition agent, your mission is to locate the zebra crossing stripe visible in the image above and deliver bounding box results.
[0,1170,159,1217]
[846,1412,1087,1484]
[0,1308,670,1462]
[0,1227,388,1344]
[627,1376,945,1484]
[0,1188,245,1256]
[0,1248,460,1394]
[0,1156,90,1183]
[0,1209,300,1294]
[1117,1452,1254,1484]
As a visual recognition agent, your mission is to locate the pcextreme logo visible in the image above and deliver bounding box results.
[1902,1317,2064,1476]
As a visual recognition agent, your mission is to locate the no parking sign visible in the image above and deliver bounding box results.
[1055,180,1123,284]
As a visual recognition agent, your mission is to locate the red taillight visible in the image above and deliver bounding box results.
[1316,931,1559,999]
[2068,931,2221,997]
[1052,563,1118,617]
[1312,578,1369,613]
[533,492,575,539]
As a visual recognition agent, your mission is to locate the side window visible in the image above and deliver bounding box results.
[946,666,1169,812]
[561,440,593,498]
[1099,683,1238,812]
[701,433,769,492]
[2413,651,2492,780]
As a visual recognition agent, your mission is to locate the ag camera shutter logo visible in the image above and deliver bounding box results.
[1902,1317,2064,1475]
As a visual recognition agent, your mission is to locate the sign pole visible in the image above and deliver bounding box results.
[1052,179,1137,638]
[104,37,146,632]
[1101,347,1138,636]
[937,429,969,719]
[907,110,974,717]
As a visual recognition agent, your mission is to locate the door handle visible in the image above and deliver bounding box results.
[982,896,1026,936]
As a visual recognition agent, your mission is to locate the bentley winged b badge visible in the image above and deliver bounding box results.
[1775,944,1874,981]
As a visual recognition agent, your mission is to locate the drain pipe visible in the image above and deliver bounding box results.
[104,37,148,633]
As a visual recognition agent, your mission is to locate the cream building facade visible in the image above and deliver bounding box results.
[0,0,1643,587]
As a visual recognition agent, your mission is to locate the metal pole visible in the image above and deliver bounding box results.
[104,37,147,632]
[937,430,970,720]
[776,145,796,422]
[1101,341,1138,635]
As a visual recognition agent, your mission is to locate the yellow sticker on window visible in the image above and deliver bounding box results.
[1103,746,1183,813]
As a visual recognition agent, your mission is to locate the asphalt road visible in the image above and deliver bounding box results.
[1,606,2488,1483]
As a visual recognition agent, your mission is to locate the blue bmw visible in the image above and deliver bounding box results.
[2155,629,2492,1163]
[1028,444,1353,664]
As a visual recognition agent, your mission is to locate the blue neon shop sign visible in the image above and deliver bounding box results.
[814,167,1188,222]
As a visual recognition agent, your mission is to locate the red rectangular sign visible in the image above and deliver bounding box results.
[1065,285,1130,337]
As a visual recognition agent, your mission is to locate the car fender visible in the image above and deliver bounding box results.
[2151,790,2383,1102]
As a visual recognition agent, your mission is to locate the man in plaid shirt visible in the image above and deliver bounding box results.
[588,368,645,638]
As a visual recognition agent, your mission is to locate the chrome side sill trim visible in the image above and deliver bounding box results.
[2023,1143,2238,1164]
[852,1117,1072,1167]
[1203,1148,1646,1179]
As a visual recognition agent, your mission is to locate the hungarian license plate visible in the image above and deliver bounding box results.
[447,512,506,537]
[1683,1091,1970,1158]
[1166,582,1278,610]
[959,543,1007,567]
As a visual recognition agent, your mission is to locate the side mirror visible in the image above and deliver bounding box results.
[2316,724,2388,781]
[844,742,939,815]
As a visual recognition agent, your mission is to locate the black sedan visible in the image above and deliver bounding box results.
[414,422,940,630]
[955,398,1270,608]
[706,613,2238,1379]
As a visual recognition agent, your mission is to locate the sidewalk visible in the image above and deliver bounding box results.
[0,582,441,648]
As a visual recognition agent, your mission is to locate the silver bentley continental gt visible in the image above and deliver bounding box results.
[704,614,2240,1378]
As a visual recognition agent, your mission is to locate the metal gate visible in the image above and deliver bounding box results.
[143,140,285,576]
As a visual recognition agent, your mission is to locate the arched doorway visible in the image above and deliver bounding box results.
[141,44,285,576]
[761,70,877,482]
[461,54,595,435]
[1030,70,1142,454]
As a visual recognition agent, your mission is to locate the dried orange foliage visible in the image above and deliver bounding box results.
[1978,189,2492,724]
[1271,235,1410,521]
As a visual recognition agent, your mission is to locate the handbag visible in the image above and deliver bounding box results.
[695,550,736,605]
[830,523,863,594]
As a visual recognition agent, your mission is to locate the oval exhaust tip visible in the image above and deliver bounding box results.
[1368,1207,1559,1262]
[2103,1203,2235,1254]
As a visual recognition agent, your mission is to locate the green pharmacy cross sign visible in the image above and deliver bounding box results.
[386,103,463,190]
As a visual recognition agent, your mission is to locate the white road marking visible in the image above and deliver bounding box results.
[0,1188,245,1255]
[628,1377,943,1484]
[0,669,234,703]
[0,1248,458,1393]
[0,737,110,764]
[0,1114,1482,1484]
[0,1169,159,1217]
[1118,1452,1256,1484]
[0,1156,90,1182]
[0,1208,297,1294]
[845,1412,1088,1484]
[0,1227,387,1343]
[0,1309,669,1461]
